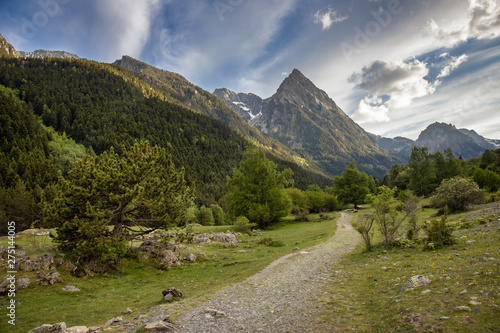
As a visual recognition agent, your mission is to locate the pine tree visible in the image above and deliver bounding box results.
[42,140,193,272]
[227,147,293,229]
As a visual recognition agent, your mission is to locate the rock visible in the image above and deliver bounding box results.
[159,250,181,268]
[123,307,133,314]
[162,287,183,302]
[455,306,471,311]
[440,316,450,320]
[16,277,31,289]
[184,253,197,263]
[62,285,80,292]
[28,322,66,333]
[35,254,56,270]
[36,272,62,286]
[400,275,431,292]
[473,307,481,313]
[19,259,41,272]
[469,300,481,305]
[191,234,211,245]
[478,257,487,262]
[139,240,167,257]
[104,317,123,326]
[56,259,77,273]
[204,308,226,317]
[459,289,468,294]
[421,289,431,294]
[144,320,176,332]
[66,326,89,333]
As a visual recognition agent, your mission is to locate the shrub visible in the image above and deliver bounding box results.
[257,237,285,247]
[431,176,484,212]
[233,216,256,235]
[197,206,215,226]
[422,216,455,249]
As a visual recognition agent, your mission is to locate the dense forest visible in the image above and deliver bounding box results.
[0,57,331,233]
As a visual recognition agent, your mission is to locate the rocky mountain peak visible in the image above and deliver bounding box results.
[271,69,338,113]
[0,33,18,57]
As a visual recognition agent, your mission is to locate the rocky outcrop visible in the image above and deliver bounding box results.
[400,275,431,292]
[0,34,18,57]
[213,88,263,122]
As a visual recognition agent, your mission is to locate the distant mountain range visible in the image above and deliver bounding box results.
[215,72,498,165]
[369,122,499,161]
[2,32,498,180]
[218,69,396,177]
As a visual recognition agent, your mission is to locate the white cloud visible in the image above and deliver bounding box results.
[437,54,469,79]
[352,95,390,123]
[426,0,500,46]
[95,0,162,60]
[350,53,469,124]
[314,7,348,30]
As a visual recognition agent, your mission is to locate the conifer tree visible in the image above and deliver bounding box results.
[42,140,193,272]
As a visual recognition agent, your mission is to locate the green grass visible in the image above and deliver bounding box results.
[0,213,338,332]
[318,203,500,332]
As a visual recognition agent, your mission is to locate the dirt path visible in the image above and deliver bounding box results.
[174,212,361,332]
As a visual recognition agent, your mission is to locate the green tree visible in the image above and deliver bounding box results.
[226,147,293,229]
[333,162,370,209]
[42,140,193,272]
[473,168,500,192]
[408,147,437,196]
[431,176,484,212]
[367,186,419,247]
[197,206,215,226]
[210,204,226,226]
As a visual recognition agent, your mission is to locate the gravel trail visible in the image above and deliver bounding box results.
[175,212,361,332]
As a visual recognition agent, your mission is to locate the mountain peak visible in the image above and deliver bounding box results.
[0,34,19,57]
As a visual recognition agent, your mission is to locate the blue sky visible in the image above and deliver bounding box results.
[1,0,499,140]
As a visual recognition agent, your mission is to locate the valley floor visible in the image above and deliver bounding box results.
[117,213,360,332]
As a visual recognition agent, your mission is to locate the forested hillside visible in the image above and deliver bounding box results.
[0,57,331,225]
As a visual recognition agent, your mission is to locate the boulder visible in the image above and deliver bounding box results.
[66,327,89,333]
[191,234,211,245]
[62,285,80,292]
[400,275,431,292]
[139,240,167,257]
[162,287,183,302]
[123,307,133,314]
[184,253,197,263]
[28,322,66,333]
[19,259,41,272]
[104,317,123,326]
[159,250,181,268]
[16,277,31,289]
[144,320,176,332]
[36,272,62,286]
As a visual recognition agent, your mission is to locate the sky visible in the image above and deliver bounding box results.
[1,0,499,140]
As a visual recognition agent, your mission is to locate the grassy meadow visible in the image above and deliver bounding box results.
[318,202,500,332]
[0,213,337,332]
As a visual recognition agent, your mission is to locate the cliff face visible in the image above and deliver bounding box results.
[241,69,395,177]
[0,34,18,57]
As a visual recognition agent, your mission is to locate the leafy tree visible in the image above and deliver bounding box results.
[367,186,419,247]
[210,204,226,226]
[473,168,500,193]
[354,213,375,250]
[408,147,437,196]
[227,147,293,229]
[431,176,484,212]
[197,206,215,226]
[42,140,193,272]
[333,162,370,209]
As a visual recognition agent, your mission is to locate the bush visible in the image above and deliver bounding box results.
[233,216,256,235]
[257,237,285,247]
[422,216,455,249]
[197,206,215,226]
[431,176,484,212]
[210,204,226,226]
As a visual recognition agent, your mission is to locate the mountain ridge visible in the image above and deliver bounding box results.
[217,69,396,178]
